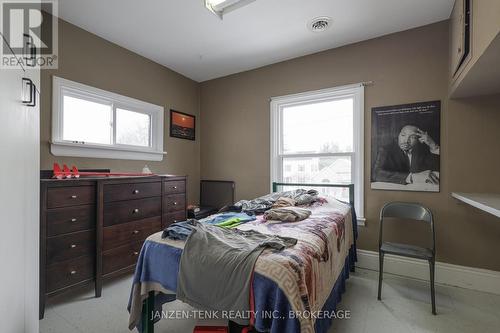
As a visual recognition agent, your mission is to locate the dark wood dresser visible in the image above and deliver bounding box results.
[39,174,187,318]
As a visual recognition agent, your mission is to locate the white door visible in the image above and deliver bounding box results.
[0,35,40,333]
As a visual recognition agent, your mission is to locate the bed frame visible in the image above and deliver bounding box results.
[140,182,355,333]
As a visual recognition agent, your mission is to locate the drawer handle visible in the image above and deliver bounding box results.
[173,220,178,223]
[70,195,78,199]
[70,244,77,249]
[132,230,139,235]
[71,218,77,222]
[70,270,77,275]
[173,186,178,190]
[133,208,139,214]
[133,189,140,194]
[133,251,139,256]
[173,202,178,206]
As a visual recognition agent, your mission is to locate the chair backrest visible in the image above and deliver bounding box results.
[379,202,435,252]
[200,180,235,209]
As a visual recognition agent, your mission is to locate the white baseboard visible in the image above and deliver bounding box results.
[356,249,500,295]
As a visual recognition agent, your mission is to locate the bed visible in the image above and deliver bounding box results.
[128,183,358,333]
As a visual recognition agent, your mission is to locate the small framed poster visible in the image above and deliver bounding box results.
[170,110,195,141]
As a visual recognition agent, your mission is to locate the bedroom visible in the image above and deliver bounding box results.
[1,0,499,332]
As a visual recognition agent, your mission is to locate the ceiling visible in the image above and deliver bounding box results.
[58,0,454,82]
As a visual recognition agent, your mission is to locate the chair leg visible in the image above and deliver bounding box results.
[378,252,384,300]
[429,259,436,315]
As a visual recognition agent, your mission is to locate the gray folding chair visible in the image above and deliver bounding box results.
[377,202,436,315]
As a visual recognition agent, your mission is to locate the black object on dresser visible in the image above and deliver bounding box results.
[188,180,235,219]
[39,172,187,319]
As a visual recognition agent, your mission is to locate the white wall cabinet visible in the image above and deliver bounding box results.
[450,0,470,77]
[450,0,500,98]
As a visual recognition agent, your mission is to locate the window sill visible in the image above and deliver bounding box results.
[50,141,166,161]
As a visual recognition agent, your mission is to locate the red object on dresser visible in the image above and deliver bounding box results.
[52,163,155,179]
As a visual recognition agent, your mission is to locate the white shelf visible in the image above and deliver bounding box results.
[451,192,500,218]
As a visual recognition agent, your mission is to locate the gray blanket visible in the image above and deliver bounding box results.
[176,221,297,325]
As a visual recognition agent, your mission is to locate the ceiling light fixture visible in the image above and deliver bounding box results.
[308,16,332,32]
[205,0,256,19]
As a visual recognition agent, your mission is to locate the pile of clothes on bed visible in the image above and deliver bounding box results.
[233,188,319,214]
[162,188,320,241]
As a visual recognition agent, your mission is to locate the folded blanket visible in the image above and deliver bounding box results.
[264,207,312,222]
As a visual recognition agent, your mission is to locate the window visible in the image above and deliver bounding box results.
[115,108,151,147]
[51,76,164,161]
[62,95,113,145]
[270,84,365,222]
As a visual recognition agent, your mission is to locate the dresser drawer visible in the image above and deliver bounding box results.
[103,197,161,227]
[102,241,143,275]
[46,255,94,293]
[47,186,95,208]
[47,230,95,265]
[103,216,161,251]
[162,211,187,229]
[47,205,95,236]
[163,194,186,213]
[163,180,186,195]
[104,181,161,203]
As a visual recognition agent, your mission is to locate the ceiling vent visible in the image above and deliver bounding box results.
[308,17,332,32]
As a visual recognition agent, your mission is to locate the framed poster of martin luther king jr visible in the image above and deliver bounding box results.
[371,101,441,192]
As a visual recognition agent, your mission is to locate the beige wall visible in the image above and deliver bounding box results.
[40,19,201,203]
[200,21,500,271]
[40,18,500,270]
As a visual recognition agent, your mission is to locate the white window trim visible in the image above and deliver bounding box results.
[51,76,165,161]
[270,83,365,224]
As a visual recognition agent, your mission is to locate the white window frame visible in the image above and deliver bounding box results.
[270,83,365,224]
[51,76,165,161]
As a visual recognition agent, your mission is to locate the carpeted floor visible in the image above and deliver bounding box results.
[40,268,500,333]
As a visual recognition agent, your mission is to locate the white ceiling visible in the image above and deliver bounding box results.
[58,0,454,82]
